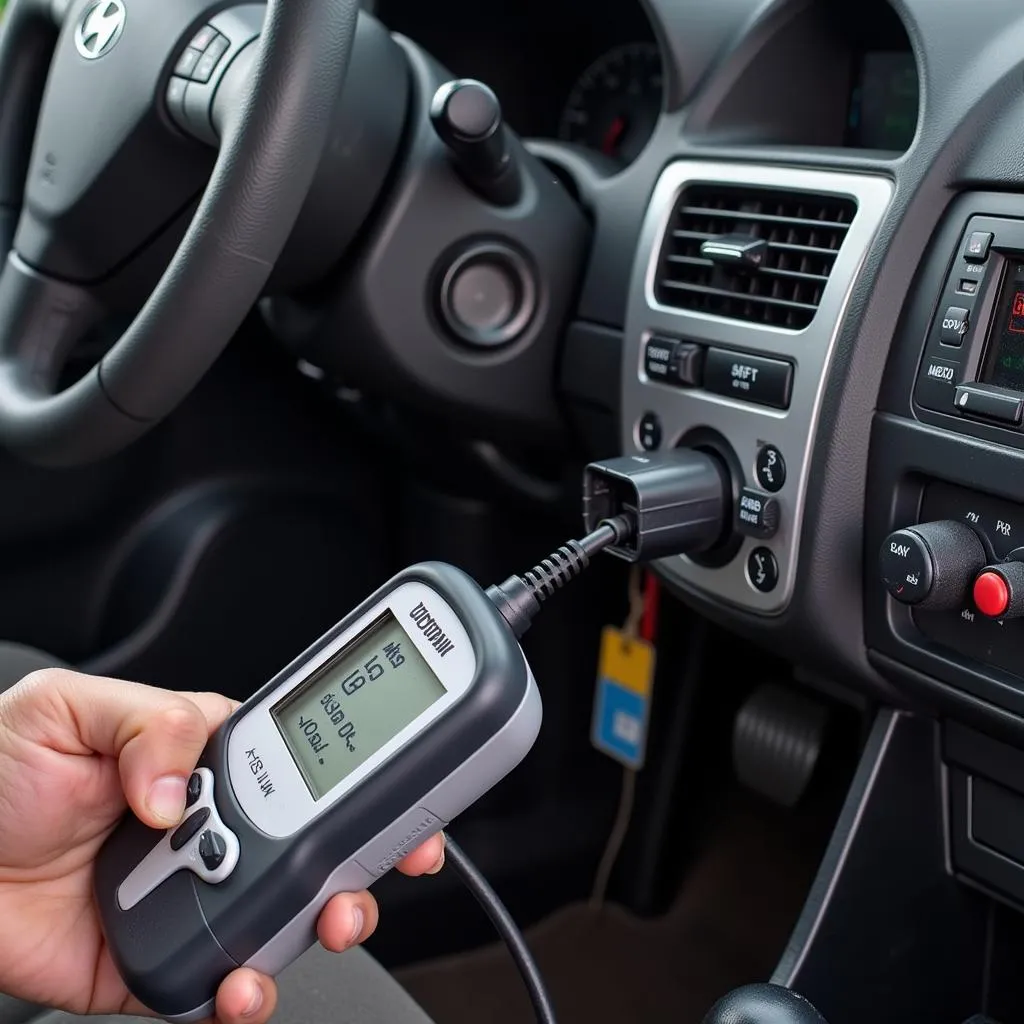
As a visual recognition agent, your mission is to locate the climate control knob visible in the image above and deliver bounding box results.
[880,520,986,610]
[973,562,1024,619]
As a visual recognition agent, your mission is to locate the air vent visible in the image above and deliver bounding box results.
[654,184,858,330]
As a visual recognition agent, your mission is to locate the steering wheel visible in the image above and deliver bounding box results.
[0,0,358,466]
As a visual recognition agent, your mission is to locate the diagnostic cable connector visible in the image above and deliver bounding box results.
[487,514,634,638]
[582,449,730,562]
[489,448,733,637]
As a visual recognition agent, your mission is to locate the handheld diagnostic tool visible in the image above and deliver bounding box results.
[94,562,542,1022]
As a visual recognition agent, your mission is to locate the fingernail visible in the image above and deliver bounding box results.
[242,980,263,1018]
[348,906,365,946]
[426,848,445,875]
[147,775,187,825]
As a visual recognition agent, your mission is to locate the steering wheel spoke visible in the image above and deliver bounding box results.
[0,254,102,392]
[0,254,143,463]
[0,0,361,465]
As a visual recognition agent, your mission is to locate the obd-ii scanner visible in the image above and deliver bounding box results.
[95,450,731,1022]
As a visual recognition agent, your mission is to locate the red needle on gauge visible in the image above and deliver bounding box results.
[601,115,626,156]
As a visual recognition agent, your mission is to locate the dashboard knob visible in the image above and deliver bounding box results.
[880,520,986,610]
[973,562,1024,619]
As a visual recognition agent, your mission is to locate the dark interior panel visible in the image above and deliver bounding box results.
[375,0,657,141]
[686,0,918,152]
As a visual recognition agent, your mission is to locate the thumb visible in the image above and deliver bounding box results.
[121,696,212,828]
[14,671,237,829]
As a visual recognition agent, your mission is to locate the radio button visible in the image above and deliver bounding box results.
[669,342,704,387]
[755,445,786,492]
[737,488,780,539]
[954,384,1024,425]
[703,349,793,409]
[643,337,704,388]
[637,412,662,451]
[747,547,779,594]
[940,306,971,347]
[916,355,961,412]
[964,231,993,262]
[643,337,676,382]
[973,570,1010,619]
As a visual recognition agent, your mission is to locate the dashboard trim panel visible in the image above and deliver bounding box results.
[621,161,893,614]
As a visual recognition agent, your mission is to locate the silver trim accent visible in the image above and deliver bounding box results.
[622,162,893,613]
[74,0,127,60]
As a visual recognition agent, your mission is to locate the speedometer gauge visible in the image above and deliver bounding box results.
[559,42,663,165]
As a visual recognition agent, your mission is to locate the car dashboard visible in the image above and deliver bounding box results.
[324,0,1024,1016]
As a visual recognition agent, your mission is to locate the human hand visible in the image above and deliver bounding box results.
[0,669,444,1022]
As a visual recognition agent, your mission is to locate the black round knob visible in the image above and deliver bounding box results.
[880,519,986,610]
[702,984,827,1024]
[430,79,521,206]
[440,80,501,142]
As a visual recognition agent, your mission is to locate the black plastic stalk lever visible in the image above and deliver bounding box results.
[430,79,522,207]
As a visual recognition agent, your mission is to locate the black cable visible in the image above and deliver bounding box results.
[443,833,557,1024]
[463,516,634,1019]
[487,513,635,638]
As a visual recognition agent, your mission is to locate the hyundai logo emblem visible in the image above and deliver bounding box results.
[75,0,126,60]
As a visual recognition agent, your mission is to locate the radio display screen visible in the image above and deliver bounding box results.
[982,264,1024,392]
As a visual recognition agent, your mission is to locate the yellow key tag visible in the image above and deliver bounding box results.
[591,625,656,769]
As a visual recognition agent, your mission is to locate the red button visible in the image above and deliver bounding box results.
[974,571,1010,618]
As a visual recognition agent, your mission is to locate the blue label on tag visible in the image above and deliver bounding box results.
[593,678,647,769]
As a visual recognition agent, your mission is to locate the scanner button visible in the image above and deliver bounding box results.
[198,830,227,870]
[170,807,210,851]
[186,772,202,807]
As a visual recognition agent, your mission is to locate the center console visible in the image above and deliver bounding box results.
[868,191,1024,724]
[865,192,1024,971]
[620,161,892,615]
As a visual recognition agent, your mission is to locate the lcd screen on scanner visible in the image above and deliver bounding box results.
[272,611,447,799]
[982,267,1024,394]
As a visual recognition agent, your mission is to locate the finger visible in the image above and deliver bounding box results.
[316,890,380,952]
[396,832,445,876]
[214,968,278,1024]
[12,670,235,828]
[176,691,241,732]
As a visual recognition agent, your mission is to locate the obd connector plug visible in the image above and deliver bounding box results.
[582,450,730,562]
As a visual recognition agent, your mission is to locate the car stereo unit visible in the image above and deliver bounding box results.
[915,215,1024,432]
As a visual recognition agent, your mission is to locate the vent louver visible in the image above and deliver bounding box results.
[654,184,858,330]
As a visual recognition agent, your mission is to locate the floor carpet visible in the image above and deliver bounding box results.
[396,796,822,1024]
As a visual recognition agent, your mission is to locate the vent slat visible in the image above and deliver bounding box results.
[678,206,850,230]
[666,254,715,268]
[759,266,830,284]
[768,241,843,257]
[659,280,819,313]
[655,184,858,331]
